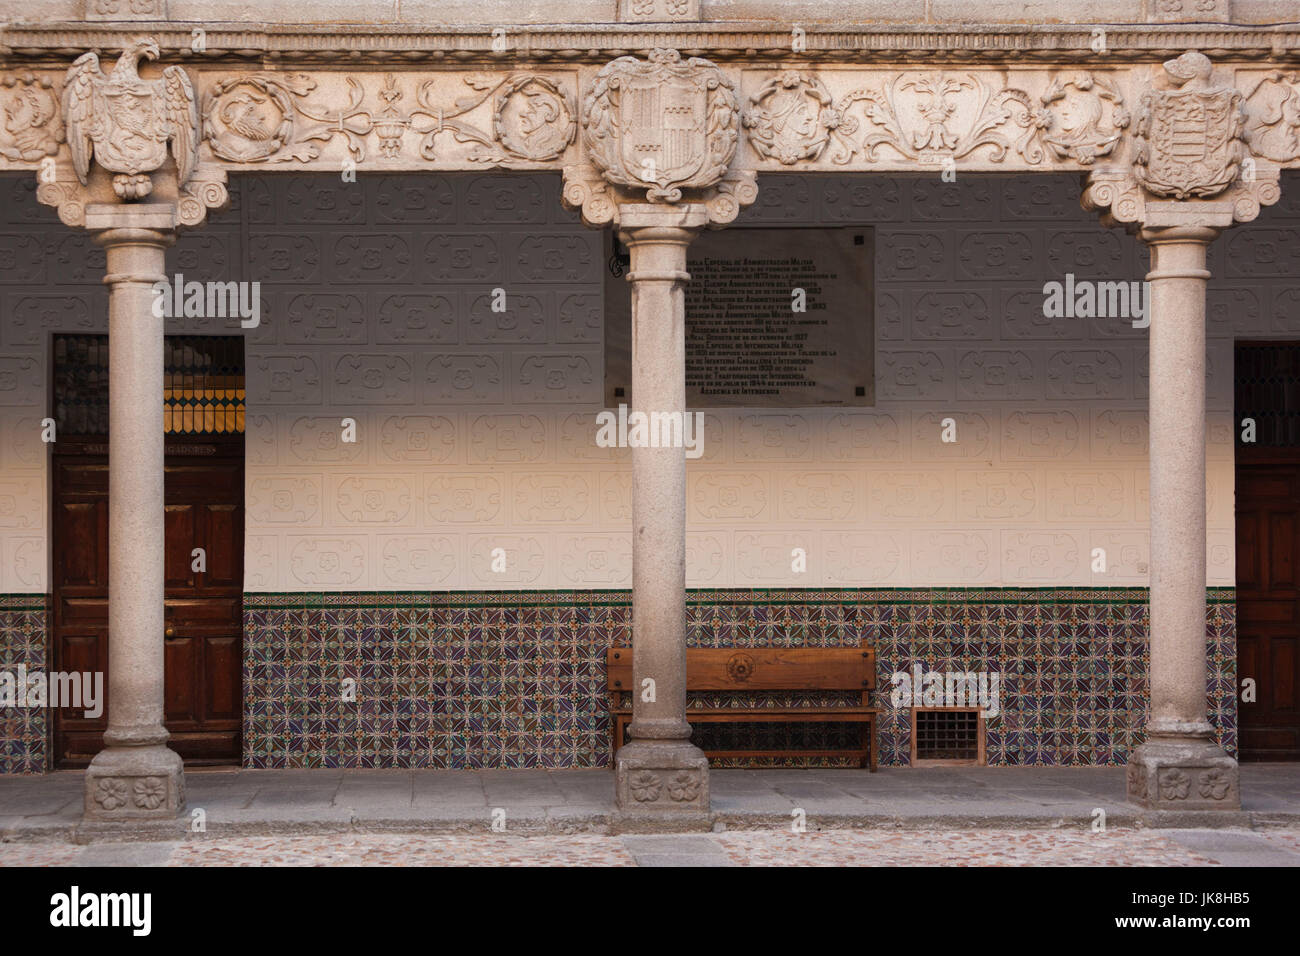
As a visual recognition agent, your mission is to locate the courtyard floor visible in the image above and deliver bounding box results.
[2,826,1299,866]
[1,765,1298,863]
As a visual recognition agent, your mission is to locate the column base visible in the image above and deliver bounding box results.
[84,745,186,821]
[1126,735,1239,811]
[614,739,710,816]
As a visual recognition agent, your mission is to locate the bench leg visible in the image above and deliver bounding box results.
[859,719,877,771]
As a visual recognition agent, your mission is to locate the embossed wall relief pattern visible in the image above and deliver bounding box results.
[3,171,1300,591]
[242,170,1291,590]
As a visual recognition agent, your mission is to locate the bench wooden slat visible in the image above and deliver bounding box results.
[606,644,874,692]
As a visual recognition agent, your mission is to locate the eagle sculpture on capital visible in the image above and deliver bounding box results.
[63,36,199,200]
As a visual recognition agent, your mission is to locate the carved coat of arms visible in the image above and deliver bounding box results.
[583,49,738,202]
[63,37,199,199]
[1134,51,1245,200]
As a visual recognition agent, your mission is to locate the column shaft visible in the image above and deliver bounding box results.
[611,204,710,820]
[82,204,186,822]
[104,229,170,747]
[1126,222,1240,813]
[626,227,691,744]
[1145,226,1214,734]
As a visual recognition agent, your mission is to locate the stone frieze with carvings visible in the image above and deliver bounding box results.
[1,38,1298,230]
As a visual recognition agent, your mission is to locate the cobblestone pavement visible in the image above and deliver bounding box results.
[2,827,1298,866]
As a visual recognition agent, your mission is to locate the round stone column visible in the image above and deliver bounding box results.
[1127,223,1239,813]
[83,203,185,821]
[613,203,710,824]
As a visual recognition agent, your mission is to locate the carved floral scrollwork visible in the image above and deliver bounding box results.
[830,72,1040,166]
[1081,171,1145,226]
[583,48,740,203]
[1034,72,1129,165]
[0,72,64,162]
[743,71,838,165]
[203,70,575,166]
[177,164,231,227]
[414,72,576,164]
[207,72,373,163]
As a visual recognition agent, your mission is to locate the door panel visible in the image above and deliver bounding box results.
[1235,341,1300,761]
[1235,462,1300,759]
[52,447,245,766]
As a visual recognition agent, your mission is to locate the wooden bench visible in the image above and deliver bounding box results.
[606,642,880,770]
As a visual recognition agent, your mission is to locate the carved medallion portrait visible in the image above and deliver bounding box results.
[204,76,297,163]
[0,72,63,162]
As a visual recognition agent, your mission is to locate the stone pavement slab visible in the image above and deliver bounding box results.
[0,766,1294,843]
[4,827,1299,867]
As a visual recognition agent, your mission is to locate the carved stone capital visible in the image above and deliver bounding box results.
[563,164,756,229]
[1083,162,1281,233]
[1083,52,1285,235]
[36,159,228,230]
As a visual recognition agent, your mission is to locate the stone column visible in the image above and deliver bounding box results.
[82,203,185,821]
[613,203,710,822]
[1127,223,1239,812]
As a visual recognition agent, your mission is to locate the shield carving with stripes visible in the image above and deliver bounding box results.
[583,49,739,202]
[1134,51,1246,200]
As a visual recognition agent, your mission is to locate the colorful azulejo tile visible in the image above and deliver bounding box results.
[0,595,50,775]
[239,588,1236,771]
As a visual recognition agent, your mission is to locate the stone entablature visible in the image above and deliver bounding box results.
[0,31,1296,231]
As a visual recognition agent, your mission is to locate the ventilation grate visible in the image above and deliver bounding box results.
[911,708,985,765]
[1235,343,1300,447]
[53,334,245,437]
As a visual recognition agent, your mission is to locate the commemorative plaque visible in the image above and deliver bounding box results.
[603,226,874,407]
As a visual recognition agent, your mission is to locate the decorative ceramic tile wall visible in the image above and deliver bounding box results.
[0,595,48,774]
[242,588,1236,769]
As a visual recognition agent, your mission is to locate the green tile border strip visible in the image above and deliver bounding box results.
[243,587,1236,608]
[0,594,51,608]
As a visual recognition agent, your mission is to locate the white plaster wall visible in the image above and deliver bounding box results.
[1,171,1298,593]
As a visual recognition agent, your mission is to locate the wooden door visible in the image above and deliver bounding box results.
[1235,342,1300,760]
[52,444,245,766]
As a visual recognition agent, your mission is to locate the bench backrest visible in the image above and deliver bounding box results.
[606,643,875,704]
